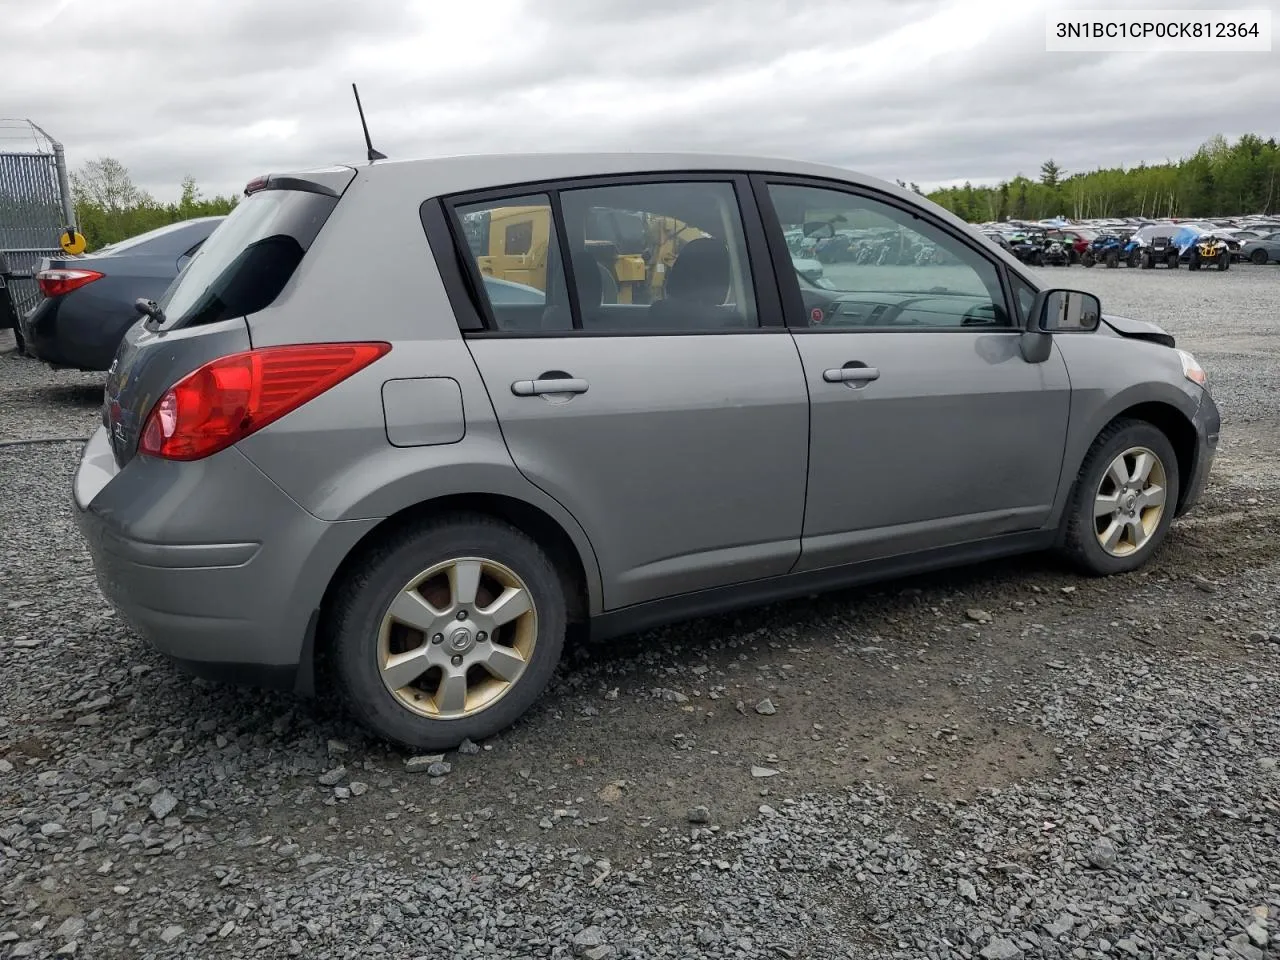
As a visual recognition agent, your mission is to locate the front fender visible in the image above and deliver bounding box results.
[1049,334,1202,528]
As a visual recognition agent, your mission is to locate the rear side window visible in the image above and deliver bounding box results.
[156,189,337,328]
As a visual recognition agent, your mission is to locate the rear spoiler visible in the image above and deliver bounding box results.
[244,165,357,199]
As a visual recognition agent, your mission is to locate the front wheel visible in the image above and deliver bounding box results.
[1081,252,1095,268]
[1218,252,1230,271]
[328,514,567,750]
[1105,251,1119,268]
[1059,420,1180,576]
[1251,248,1269,265]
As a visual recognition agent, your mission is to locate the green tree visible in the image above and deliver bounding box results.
[924,134,1280,222]
[1039,159,1063,188]
[70,158,239,251]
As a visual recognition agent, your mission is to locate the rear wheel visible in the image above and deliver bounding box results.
[1165,252,1180,269]
[1105,251,1119,268]
[1060,420,1180,576]
[329,514,567,750]
[1218,251,1230,271]
[1081,251,1095,268]
[1251,248,1269,265]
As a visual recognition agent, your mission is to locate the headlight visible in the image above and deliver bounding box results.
[1176,349,1207,388]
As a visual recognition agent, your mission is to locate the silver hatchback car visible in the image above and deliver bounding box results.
[76,153,1220,749]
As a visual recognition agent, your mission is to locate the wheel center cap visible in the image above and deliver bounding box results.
[449,627,474,653]
[1124,493,1138,512]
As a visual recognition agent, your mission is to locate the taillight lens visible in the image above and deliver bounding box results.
[138,342,391,461]
[37,268,103,297]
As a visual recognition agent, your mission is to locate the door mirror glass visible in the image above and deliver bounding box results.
[1037,289,1101,332]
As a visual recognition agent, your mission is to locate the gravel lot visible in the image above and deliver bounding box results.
[2,265,1278,960]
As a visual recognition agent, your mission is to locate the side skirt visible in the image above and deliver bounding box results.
[588,530,1057,642]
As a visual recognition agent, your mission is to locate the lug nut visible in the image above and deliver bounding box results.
[476,631,487,642]
[432,633,444,644]
[451,655,463,667]
[456,610,468,621]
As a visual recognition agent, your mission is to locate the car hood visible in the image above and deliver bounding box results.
[1102,313,1175,348]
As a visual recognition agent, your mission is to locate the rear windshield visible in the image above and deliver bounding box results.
[156,188,337,328]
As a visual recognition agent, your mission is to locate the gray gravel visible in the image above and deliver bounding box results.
[1,263,1278,958]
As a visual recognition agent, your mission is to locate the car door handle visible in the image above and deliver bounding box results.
[511,378,589,397]
[823,366,880,384]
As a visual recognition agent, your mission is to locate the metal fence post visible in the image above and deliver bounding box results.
[53,139,75,230]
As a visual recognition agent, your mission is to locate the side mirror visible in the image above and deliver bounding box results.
[1029,288,1101,333]
[1019,289,1101,364]
[803,221,835,239]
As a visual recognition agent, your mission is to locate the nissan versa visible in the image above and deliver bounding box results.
[75,153,1220,749]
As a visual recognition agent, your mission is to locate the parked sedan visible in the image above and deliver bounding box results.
[1239,232,1280,264]
[19,215,225,371]
[76,154,1219,750]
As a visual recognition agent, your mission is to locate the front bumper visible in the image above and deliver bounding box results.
[1177,388,1220,517]
[74,426,378,692]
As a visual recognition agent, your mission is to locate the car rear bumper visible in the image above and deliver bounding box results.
[20,297,117,370]
[74,426,379,692]
[1177,389,1220,517]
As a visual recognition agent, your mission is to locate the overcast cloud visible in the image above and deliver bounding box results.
[3,0,1277,200]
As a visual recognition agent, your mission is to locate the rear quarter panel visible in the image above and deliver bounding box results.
[1049,331,1203,526]
[232,171,605,610]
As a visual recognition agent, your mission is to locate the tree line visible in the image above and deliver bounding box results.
[923,133,1280,223]
[71,158,239,251]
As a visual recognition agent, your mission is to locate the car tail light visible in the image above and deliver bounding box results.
[138,342,391,461]
[37,268,103,298]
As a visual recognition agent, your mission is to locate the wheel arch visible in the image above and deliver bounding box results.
[319,492,600,631]
[1060,395,1199,531]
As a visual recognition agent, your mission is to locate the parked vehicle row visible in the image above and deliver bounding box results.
[981,217,1280,272]
[72,152,1220,750]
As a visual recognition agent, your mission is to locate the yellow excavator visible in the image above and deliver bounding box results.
[463,204,709,304]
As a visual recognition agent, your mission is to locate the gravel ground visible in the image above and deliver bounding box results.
[1,264,1278,959]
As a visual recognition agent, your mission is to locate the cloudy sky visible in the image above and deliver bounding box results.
[4,0,1278,201]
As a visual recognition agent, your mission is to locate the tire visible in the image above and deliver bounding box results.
[1141,252,1154,269]
[1218,252,1230,271]
[1059,419,1181,576]
[1081,252,1095,268]
[1250,248,1268,265]
[328,513,567,750]
[1188,259,1201,271]
[1166,253,1179,270]
[1105,251,1119,268]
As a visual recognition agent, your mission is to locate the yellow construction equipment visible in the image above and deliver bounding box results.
[461,204,709,304]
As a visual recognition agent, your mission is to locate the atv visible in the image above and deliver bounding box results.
[1080,233,1137,268]
[1187,233,1231,272]
[1042,238,1071,267]
[1139,234,1180,269]
[1009,230,1049,266]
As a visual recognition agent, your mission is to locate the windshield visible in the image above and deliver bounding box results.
[156,188,337,328]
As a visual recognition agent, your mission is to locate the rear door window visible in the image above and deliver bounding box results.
[156,188,338,329]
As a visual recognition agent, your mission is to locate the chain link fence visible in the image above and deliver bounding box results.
[0,120,76,319]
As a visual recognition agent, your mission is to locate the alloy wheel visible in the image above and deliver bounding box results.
[377,557,538,720]
[1093,447,1168,557]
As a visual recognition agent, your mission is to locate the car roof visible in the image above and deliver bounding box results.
[278,151,1034,279]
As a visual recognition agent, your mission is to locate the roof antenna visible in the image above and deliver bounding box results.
[351,83,386,162]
